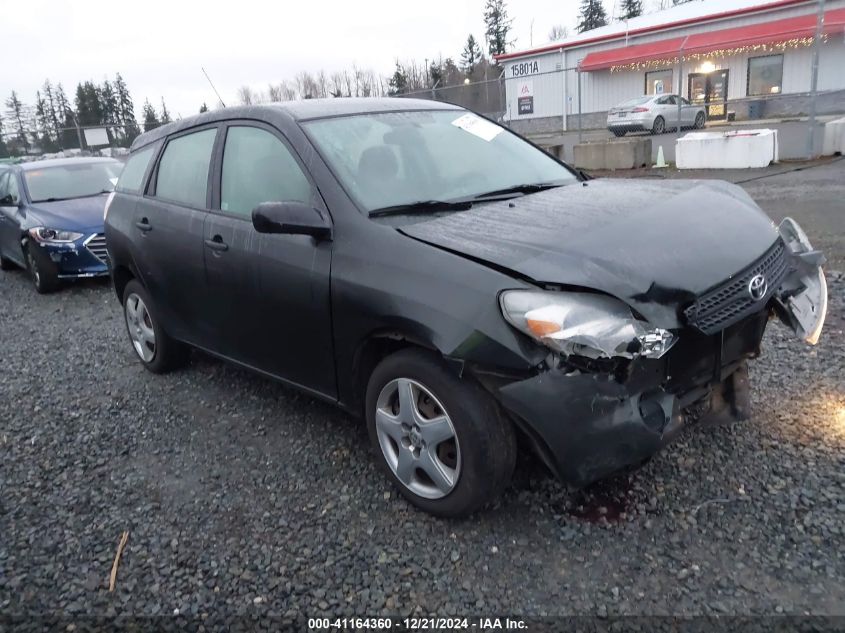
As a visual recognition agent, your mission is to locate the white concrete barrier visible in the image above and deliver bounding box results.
[822,116,845,156]
[676,129,778,169]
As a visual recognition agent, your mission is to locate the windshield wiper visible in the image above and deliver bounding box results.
[32,197,71,203]
[470,182,566,200]
[369,199,472,218]
[32,190,113,203]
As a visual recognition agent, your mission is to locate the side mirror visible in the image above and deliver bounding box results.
[251,201,332,241]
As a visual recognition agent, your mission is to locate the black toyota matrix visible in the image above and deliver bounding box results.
[104,99,826,517]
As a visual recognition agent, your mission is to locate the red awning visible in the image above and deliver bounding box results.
[580,7,845,71]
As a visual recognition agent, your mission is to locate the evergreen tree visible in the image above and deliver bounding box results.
[428,62,443,89]
[100,80,119,126]
[0,112,8,157]
[5,91,29,153]
[577,0,608,32]
[114,73,140,145]
[75,81,104,126]
[461,35,484,73]
[34,90,58,152]
[199,102,209,113]
[55,83,79,149]
[621,0,643,19]
[142,99,159,132]
[483,0,514,57]
[387,61,409,96]
[160,98,171,124]
[42,80,62,145]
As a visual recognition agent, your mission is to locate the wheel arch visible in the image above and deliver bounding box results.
[111,263,139,303]
[349,329,443,417]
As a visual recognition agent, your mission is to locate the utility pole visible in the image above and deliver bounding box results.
[677,36,689,136]
[806,0,825,159]
[69,110,84,151]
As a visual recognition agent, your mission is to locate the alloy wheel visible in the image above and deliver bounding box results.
[695,112,705,129]
[654,117,665,134]
[125,293,156,362]
[374,378,461,499]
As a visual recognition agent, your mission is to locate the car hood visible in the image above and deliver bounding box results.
[26,195,108,234]
[399,179,779,328]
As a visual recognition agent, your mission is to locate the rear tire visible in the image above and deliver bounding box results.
[0,252,15,271]
[25,243,60,293]
[611,129,627,137]
[651,116,665,135]
[366,348,516,518]
[122,279,188,373]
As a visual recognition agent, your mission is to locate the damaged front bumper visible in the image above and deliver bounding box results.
[487,218,827,488]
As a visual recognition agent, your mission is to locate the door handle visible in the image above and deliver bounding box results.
[204,235,228,252]
[136,218,152,232]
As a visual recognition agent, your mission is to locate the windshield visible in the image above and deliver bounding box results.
[303,110,577,214]
[24,161,122,203]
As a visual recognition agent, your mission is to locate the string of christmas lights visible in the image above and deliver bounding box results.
[609,36,827,73]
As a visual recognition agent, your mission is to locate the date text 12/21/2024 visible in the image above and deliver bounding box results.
[308,617,527,630]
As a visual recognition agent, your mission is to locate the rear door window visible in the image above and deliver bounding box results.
[219,126,312,219]
[155,128,217,208]
[117,143,159,193]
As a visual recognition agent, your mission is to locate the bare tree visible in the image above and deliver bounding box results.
[267,83,283,102]
[548,24,569,41]
[294,71,319,99]
[237,85,255,105]
[316,70,329,98]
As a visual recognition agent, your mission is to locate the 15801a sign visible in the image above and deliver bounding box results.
[509,60,539,77]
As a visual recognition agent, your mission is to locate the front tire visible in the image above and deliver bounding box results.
[25,244,60,293]
[694,111,706,129]
[651,116,665,135]
[366,349,516,517]
[123,279,188,373]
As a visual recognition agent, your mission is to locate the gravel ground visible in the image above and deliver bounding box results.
[1,258,843,621]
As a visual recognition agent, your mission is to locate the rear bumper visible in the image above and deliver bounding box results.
[607,123,648,133]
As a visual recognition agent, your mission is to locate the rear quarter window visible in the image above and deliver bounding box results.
[155,128,217,208]
[116,143,159,193]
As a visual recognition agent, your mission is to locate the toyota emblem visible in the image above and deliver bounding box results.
[748,274,768,302]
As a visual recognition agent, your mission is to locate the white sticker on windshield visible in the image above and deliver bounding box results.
[451,113,503,142]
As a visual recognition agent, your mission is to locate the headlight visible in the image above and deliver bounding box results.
[500,290,677,360]
[28,227,84,243]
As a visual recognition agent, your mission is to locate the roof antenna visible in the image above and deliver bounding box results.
[202,67,226,108]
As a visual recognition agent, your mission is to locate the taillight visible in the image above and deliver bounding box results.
[103,191,116,221]
[632,107,649,112]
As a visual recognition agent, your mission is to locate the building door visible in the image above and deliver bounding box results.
[688,69,729,121]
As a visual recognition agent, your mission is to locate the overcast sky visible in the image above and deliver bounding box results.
[4,0,638,118]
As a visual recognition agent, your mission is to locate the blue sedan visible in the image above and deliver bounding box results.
[0,157,122,292]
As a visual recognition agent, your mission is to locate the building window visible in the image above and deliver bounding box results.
[645,69,673,95]
[747,55,783,96]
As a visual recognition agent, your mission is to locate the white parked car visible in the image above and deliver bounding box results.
[607,94,706,136]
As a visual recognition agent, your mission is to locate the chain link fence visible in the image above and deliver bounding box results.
[0,122,151,161]
[398,75,508,122]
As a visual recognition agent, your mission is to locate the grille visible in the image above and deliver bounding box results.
[684,239,789,335]
[85,233,109,265]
